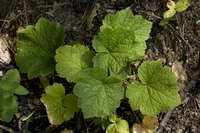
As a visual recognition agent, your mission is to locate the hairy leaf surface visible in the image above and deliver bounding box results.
[73,68,124,118]
[92,9,152,78]
[126,61,181,116]
[55,44,94,82]
[16,18,65,79]
[41,83,79,125]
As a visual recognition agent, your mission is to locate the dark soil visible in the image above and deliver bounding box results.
[0,0,200,133]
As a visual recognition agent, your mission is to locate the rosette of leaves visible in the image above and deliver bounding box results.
[92,8,152,79]
[55,43,94,82]
[16,18,65,79]
[126,61,181,116]
[73,68,124,118]
[41,83,79,125]
[0,69,29,122]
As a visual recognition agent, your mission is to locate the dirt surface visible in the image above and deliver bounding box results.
[0,0,200,133]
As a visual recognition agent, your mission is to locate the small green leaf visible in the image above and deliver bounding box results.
[62,94,79,121]
[16,18,65,79]
[2,69,20,82]
[126,61,181,116]
[41,83,79,125]
[106,116,129,133]
[0,69,28,94]
[0,80,19,93]
[92,8,152,78]
[175,0,190,12]
[160,8,176,26]
[0,91,18,122]
[159,18,170,26]
[14,86,29,95]
[55,43,94,82]
[163,9,176,19]
[73,68,124,118]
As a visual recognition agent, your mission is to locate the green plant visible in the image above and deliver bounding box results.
[160,0,190,25]
[14,8,181,131]
[0,69,29,122]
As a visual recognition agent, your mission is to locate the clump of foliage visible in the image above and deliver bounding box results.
[0,8,181,132]
[0,69,28,122]
[160,0,190,25]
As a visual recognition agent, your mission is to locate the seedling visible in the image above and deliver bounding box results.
[160,0,190,25]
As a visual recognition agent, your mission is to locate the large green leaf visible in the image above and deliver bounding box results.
[16,18,65,79]
[0,69,28,122]
[126,61,181,116]
[41,83,79,125]
[92,9,152,78]
[55,44,94,82]
[73,68,124,118]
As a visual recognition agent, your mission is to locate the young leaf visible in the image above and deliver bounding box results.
[0,69,28,122]
[14,86,29,95]
[0,69,29,95]
[106,115,129,133]
[41,83,79,125]
[2,69,20,82]
[0,91,18,122]
[73,68,124,118]
[16,18,65,79]
[159,0,176,26]
[92,8,152,78]
[126,61,181,116]
[163,9,176,19]
[175,0,190,12]
[160,0,190,26]
[55,43,94,82]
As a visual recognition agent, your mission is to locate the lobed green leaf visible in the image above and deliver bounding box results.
[16,18,65,79]
[106,115,129,133]
[41,83,79,125]
[55,43,94,82]
[92,8,152,78]
[73,68,124,118]
[126,61,181,116]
